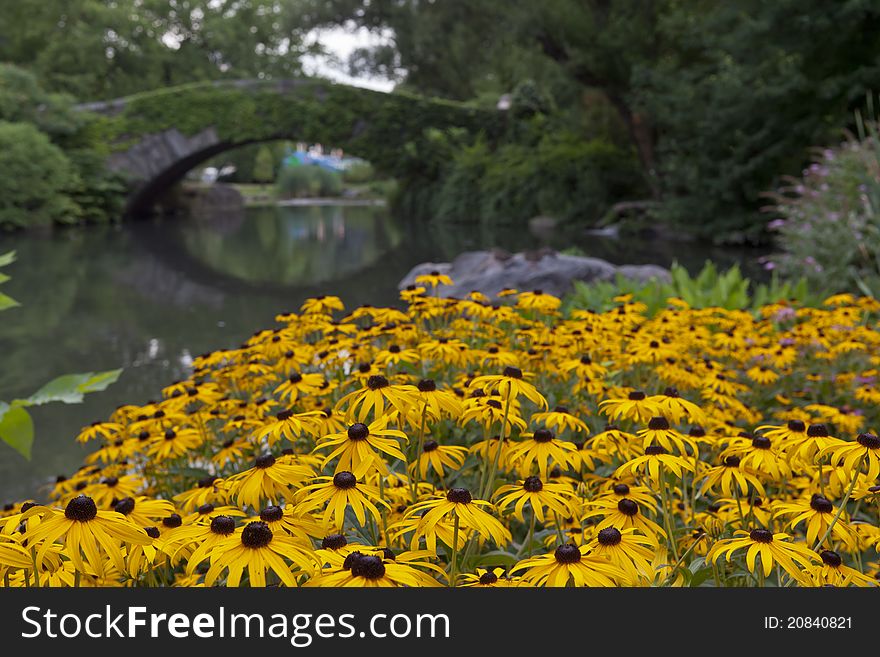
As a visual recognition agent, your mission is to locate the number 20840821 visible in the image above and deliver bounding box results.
[764,617,852,629]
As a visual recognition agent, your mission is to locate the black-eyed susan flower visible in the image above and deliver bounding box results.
[225,453,314,509]
[204,521,317,587]
[468,367,548,409]
[406,488,510,554]
[599,391,662,424]
[335,375,419,423]
[273,371,325,403]
[615,445,695,485]
[772,494,858,551]
[306,549,442,587]
[458,566,521,587]
[582,498,666,544]
[801,550,877,587]
[708,528,820,580]
[511,543,627,587]
[821,433,880,482]
[637,416,698,455]
[586,527,656,585]
[22,495,151,579]
[297,471,389,531]
[530,405,589,434]
[493,476,575,523]
[313,419,407,478]
[506,429,579,480]
[409,440,468,481]
[698,455,766,498]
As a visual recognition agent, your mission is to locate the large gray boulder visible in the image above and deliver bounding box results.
[399,250,671,299]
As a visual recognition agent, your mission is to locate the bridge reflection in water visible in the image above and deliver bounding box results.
[177,203,403,287]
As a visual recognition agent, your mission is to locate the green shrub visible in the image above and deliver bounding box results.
[0,121,81,230]
[342,160,375,184]
[563,261,815,317]
[276,165,343,199]
[766,112,880,296]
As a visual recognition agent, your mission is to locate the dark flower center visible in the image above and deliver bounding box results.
[343,551,365,570]
[857,433,880,449]
[260,505,284,522]
[810,495,834,514]
[241,521,273,548]
[210,515,236,535]
[751,436,772,449]
[479,571,498,585]
[446,487,472,504]
[749,529,774,543]
[289,373,303,383]
[820,550,842,567]
[102,477,119,487]
[351,555,386,580]
[648,417,670,431]
[164,429,176,440]
[787,419,806,432]
[689,426,706,437]
[486,400,502,410]
[723,455,741,467]
[807,424,829,437]
[503,366,523,379]
[523,476,543,492]
[554,406,570,414]
[276,409,294,421]
[163,513,182,528]
[554,544,581,564]
[333,471,358,490]
[423,440,439,452]
[347,423,370,441]
[197,503,215,515]
[613,483,630,495]
[597,527,622,546]
[418,379,437,392]
[321,534,347,550]
[645,445,666,455]
[145,526,160,539]
[114,497,136,515]
[64,495,98,522]
[367,375,389,390]
[628,391,646,401]
[533,429,554,443]
[617,499,639,516]
[198,476,218,488]
[255,453,276,469]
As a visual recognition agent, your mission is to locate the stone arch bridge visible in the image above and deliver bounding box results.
[81,79,501,216]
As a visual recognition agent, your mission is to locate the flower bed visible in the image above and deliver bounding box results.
[3,281,880,587]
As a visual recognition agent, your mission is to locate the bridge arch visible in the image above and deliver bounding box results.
[86,79,500,216]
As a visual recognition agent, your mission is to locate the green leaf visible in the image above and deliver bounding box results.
[0,251,15,268]
[0,292,19,311]
[27,369,122,406]
[0,406,34,459]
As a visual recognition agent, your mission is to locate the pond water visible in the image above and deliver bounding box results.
[0,203,764,502]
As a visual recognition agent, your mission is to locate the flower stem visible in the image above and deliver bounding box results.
[410,403,428,503]
[480,393,512,500]
[658,466,680,561]
[449,512,461,587]
[814,453,865,550]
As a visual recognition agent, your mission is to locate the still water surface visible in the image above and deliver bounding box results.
[0,204,762,501]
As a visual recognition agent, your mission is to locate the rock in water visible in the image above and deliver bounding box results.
[398,250,671,299]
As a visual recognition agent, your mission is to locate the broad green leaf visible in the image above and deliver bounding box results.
[0,251,15,268]
[0,406,34,459]
[468,550,519,568]
[27,369,122,406]
[0,292,19,311]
